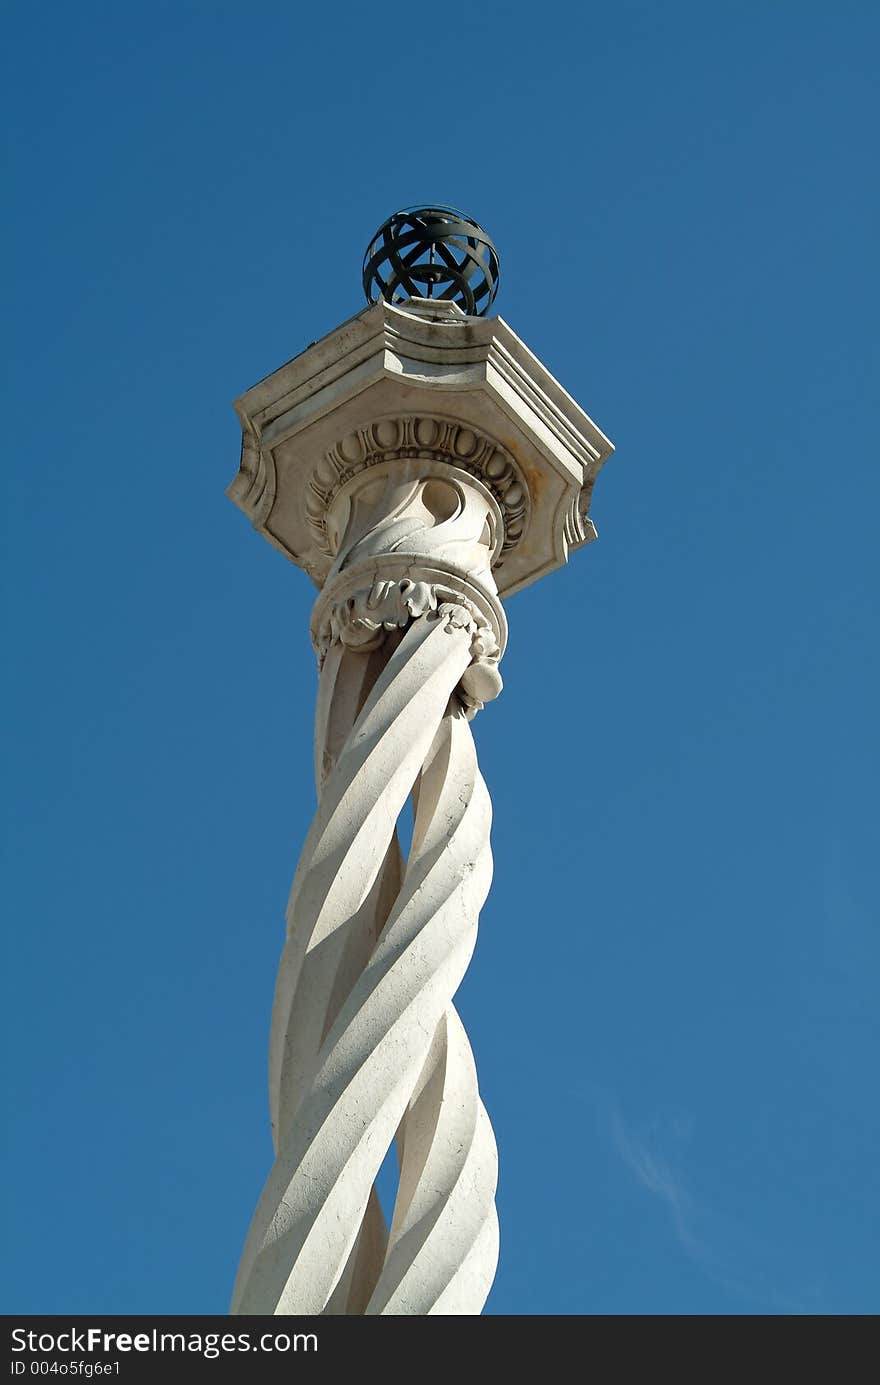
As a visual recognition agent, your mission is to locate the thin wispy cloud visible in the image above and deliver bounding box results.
[610,1107,819,1314]
[611,1110,703,1260]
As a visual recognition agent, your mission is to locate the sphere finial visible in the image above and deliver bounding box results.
[362,205,499,317]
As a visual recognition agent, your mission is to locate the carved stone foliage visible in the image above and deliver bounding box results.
[314,579,503,717]
[306,416,530,561]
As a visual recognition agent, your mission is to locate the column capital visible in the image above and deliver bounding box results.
[227,298,613,600]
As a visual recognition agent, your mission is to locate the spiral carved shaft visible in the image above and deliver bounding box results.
[231,602,500,1315]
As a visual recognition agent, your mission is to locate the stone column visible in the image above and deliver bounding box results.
[227,296,613,1316]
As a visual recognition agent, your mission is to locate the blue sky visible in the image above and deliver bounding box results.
[2,1,877,1315]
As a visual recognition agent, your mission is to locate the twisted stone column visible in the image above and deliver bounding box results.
[231,458,507,1315]
[228,291,613,1316]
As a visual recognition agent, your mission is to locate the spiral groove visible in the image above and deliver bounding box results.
[231,605,500,1315]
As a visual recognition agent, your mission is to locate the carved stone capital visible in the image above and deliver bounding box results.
[228,298,613,599]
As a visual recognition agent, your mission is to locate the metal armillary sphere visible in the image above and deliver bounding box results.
[362,205,500,317]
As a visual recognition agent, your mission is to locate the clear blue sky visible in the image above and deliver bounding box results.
[3,1,877,1316]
